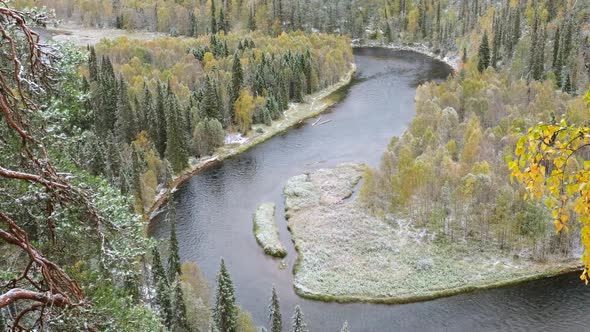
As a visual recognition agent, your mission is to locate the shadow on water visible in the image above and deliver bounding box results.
[150,48,588,331]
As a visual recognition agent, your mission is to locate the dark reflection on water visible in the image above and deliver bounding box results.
[150,48,588,331]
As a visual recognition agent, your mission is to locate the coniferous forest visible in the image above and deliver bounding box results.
[1,0,590,330]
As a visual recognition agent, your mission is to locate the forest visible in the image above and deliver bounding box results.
[79,32,351,214]
[1,0,589,330]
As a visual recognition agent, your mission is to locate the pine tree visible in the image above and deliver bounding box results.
[291,305,307,332]
[152,246,173,327]
[477,31,490,73]
[268,286,282,332]
[341,321,350,332]
[171,275,190,332]
[213,258,238,332]
[167,205,182,282]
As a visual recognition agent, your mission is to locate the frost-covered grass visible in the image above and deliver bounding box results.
[253,203,287,258]
[284,164,581,303]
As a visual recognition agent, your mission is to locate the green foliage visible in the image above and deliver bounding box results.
[236,307,258,332]
[172,277,190,332]
[477,31,490,73]
[193,118,225,157]
[268,286,282,332]
[167,206,182,282]
[361,65,586,258]
[0,309,5,332]
[291,305,307,332]
[510,91,590,280]
[213,259,238,332]
[152,246,173,327]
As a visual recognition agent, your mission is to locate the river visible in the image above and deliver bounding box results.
[150,48,588,331]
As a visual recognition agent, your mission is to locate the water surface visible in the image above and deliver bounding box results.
[151,48,588,331]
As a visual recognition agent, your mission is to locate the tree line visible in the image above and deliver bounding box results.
[361,51,588,261]
[75,32,351,214]
[15,0,590,91]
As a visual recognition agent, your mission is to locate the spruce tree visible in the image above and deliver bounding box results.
[166,96,189,173]
[88,46,98,82]
[552,27,560,69]
[533,26,546,81]
[341,321,350,332]
[189,11,197,37]
[213,258,238,332]
[561,20,573,65]
[115,79,137,143]
[211,0,217,34]
[204,75,221,122]
[491,18,502,68]
[248,5,256,31]
[96,56,118,137]
[167,205,182,282]
[231,53,244,111]
[477,31,490,73]
[563,74,573,94]
[219,8,226,33]
[143,86,159,148]
[171,275,190,332]
[268,286,282,332]
[152,246,173,327]
[291,305,307,332]
[528,14,540,80]
[155,81,168,157]
[512,7,521,48]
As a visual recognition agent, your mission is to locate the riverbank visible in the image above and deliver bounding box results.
[284,164,582,304]
[352,40,460,71]
[146,63,356,224]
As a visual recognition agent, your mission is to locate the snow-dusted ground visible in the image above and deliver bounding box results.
[253,203,287,258]
[284,164,580,302]
[224,133,248,145]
